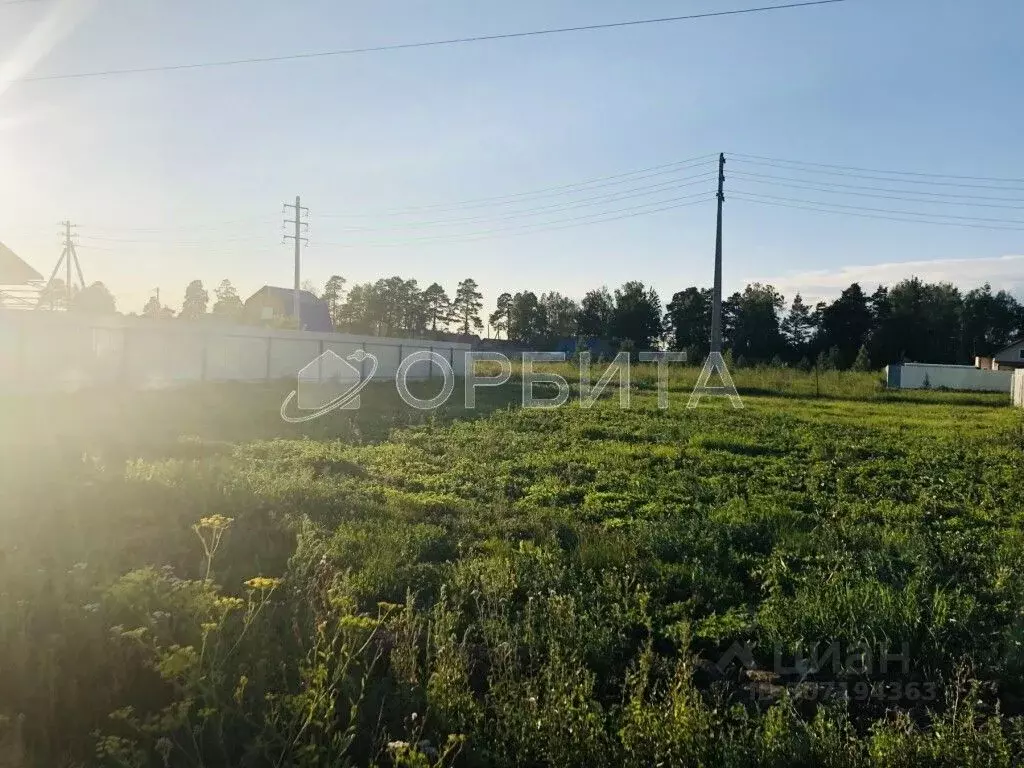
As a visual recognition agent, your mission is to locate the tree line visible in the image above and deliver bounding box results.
[38,272,1024,370]
[485,278,1023,369]
[669,279,1024,369]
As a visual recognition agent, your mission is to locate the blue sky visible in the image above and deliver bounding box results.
[0,0,1022,317]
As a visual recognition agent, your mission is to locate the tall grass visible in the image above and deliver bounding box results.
[1,377,1022,765]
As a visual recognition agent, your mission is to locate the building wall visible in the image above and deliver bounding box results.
[994,340,1024,370]
[885,362,1013,393]
[0,310,471,392]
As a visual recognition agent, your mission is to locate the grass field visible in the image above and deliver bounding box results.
[3,368,1023,767]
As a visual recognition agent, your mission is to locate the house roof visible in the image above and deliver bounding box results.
[246,285,333,332]
[995,338,1024,356]
[0,241,43,285]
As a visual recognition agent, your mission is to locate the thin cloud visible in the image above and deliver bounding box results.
[751,255,1024,304]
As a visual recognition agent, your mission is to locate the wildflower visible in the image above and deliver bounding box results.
[387,740,409,751]
[339,615,379,631]
[196,514,233,531]
[214,596,245,613]
[82,603,100,613]
[244,576,282,592]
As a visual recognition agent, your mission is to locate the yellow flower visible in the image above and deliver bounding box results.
[339,615,379,631]
[214,596,245,613]
[244,576,282,592]
[196,515,233,532]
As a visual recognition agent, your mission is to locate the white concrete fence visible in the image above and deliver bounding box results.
[884,362,1013,393]
[0,310,470,392]
[1014,369,1024,407]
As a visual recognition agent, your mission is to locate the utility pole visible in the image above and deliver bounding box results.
[39,221,84,309]
[283,196,309,329]
[710,153,726,353]
[65,221,72,304]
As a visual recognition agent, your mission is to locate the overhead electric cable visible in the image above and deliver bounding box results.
[11,1,851,83]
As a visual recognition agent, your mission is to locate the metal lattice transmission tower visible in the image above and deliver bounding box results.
[38,221,85,309]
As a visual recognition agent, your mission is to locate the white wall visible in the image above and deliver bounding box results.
[0,310,472,392]
[887,363,1013,393]
[995,340,1024,369]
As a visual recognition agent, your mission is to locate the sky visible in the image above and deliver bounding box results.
[0,0,1022,318]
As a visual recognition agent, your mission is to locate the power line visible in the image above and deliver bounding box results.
[315,193,715,248]
[79,233,268,245]
[731,192,1024,230]
[318,155,717,218]
[81,215,279,233]
[730,152,1024,185]
[13,0,851,84]
[733,195,1024,232]
[732,190,1024,225]
[329,172,717,231]
[729,172,1024,209]
[729,158,1024,191]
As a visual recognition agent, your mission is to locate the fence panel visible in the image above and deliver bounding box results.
[0,310,472,392]
[888,363,1013,393]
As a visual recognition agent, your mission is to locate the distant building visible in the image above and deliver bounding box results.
[0,241,44,308]
[993,339,1024,370]
[244,286,333,332]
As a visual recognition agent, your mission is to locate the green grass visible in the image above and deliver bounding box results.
[2,369,1023,767]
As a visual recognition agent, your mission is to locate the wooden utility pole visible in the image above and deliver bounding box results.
[283,196,309,328]
[710,153,725,353]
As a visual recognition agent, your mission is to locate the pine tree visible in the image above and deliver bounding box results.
[423,283,453,333]
[322,275,347,327]
[452,278,483,335]
[488,292,512,338]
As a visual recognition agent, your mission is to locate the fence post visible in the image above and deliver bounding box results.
[428,346,434,379]
[398,344,403,382]
[266,336,272,381]
[361,341,367,380]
